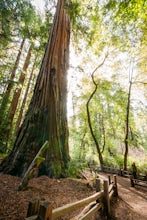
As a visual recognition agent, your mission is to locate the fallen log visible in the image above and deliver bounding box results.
[79,170,96,188]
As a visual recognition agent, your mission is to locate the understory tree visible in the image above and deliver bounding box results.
[86,57,108,169]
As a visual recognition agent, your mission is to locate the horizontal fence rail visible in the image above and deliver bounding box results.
[130,176,147,188]
[26,175,118,220]
[89,164,147,181]
[88,164,147,190]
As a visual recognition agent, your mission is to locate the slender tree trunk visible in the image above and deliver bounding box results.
[0,38,25,117]
[79,128,87,161]
[0,0,70,178]
[86,57,107,169]
[15,54,37,133]
[8,45,32,128]
[0,38,25,153]
[100,114,106,153]
[124,81,132,170]
[86,83,104,169]
[107,104,116,138]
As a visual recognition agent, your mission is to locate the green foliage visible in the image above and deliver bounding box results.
[51,162,62,178]
[140,161,147,175]
[102,0,147,47]
[0,152,7,158]
[0,1,33,44]
[65,0,107,53]
[66,159,88,178]
[103,156,117,167]
[0,94,12,153]
[114,155,124,168]
[69,64,146,169]
[66,1,80,27]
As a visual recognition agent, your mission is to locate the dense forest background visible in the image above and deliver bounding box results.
[0,0,147,176]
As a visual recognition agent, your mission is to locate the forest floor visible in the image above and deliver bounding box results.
[98,173,147,220]
[0,170,147,220]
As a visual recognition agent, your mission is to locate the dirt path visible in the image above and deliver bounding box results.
[0,172,147,220]
[98,172,147,220]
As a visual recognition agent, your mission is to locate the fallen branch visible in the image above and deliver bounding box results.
[18,141,49,191]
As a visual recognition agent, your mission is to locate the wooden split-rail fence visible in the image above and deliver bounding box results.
[89,165,147,181]
[25,175,118,220]
[90,165,133,178]
[130,176,147,188]
[90,165,147,189]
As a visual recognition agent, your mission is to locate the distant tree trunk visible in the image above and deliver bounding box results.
[99,114,106,153]
[0,38,25,153]
[0,0,70,178]
[15,54,37,133]
[7,45,32,132]
[79,128,87,161]
[124,80,132,170]
[0,38,25,117]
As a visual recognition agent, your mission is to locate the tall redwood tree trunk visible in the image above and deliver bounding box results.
[0,0,70,177]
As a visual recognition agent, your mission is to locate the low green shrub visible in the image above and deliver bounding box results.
[66,159,88,178]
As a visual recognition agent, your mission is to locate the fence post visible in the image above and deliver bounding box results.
[113,175,118,196]
[96,178,101,192]
[130,176,134,187]
[108,175,111,185]
[37,201,52,220]
[103,180,111,218]
[96,178,101,203]
[27,198,40,217]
